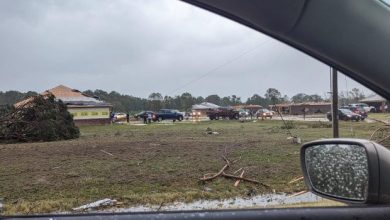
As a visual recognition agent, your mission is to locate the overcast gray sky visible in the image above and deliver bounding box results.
[0,0,372,99]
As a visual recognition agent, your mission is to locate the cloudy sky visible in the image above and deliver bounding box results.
[0,0,371,99]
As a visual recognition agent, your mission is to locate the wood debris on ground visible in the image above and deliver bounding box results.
[288,176,304,184]
[72,198,117,211]
[234,170,245,187]
[100,149,114,156]
[288,190,307,198]
[200,148,269,188]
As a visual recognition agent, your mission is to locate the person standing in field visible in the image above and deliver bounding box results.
[110,112,115,124]
[143,112,147,124]
[126,113,130,123]
[147,112,152,124]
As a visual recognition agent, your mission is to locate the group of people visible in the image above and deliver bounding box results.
[142,112,154,124]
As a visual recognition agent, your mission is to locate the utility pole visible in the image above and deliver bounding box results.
[331,67,339,138]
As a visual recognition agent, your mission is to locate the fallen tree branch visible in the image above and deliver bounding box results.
[222,155,230,166]
[378,134,390,144]
[157,202,164,212]
[369,118,390,126]
[100,149,114,156]
[234,170,245,187]
[288,190,307,198]
[232,156,242,164]
[222,172,270,188]
[200,164,229,181]
[233,167,243,174]
[370,128,382,140]
[288,176,303,184]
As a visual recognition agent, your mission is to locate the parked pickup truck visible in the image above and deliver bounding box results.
[207,107,239,120]
[155,109,184,122]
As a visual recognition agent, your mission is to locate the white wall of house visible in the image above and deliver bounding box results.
[68,107,110,120]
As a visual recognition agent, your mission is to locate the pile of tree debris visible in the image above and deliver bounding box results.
[200,149,270,188]
[0,94,79,143]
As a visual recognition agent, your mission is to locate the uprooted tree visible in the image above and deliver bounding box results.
[0,94,79,143]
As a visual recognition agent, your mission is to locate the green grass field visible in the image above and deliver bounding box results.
[368,113,390,122]
[0,119,386,214]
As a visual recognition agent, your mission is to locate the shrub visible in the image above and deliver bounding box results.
[280,120,296,129]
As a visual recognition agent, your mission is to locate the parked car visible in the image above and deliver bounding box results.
[256,108,273,119]
[349,103,376,113]
[207,107,239,120]
[349,106,368,120]
[134,111,157,121]
[238,109,250,118]
[155,109,184,122]
[341,105,368,120]
[113,112,127,120]
[327,109,361,122]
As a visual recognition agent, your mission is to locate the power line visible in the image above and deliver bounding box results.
[168,39,271,96]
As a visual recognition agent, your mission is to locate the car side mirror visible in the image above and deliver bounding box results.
[301,139,390,204]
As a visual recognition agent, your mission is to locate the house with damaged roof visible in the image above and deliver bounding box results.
[15,85,112,125]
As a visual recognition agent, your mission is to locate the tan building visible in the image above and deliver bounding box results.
[232,104,263,113]
[15,85,112,125]
[270,102,331,115]
[360,95,388,112]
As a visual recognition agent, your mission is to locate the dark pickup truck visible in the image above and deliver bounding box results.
[155,109,184,122]
[207,107,239,120]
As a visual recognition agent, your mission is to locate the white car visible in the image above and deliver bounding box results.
[349,103,376,113]
[114,112,127,120]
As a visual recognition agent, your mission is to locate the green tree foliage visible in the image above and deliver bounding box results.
[246,94,268,106]
[0,94,79,143]
[265,88,282,105]
[205,94,221,105]
[291,93,324,103]
[180,92,195,112]
[84,89,148,113]
[148,92,163,111]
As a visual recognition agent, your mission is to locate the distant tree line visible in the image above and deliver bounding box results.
[0,87,366,113]
[83,88,288,113]
[0,91,38,106]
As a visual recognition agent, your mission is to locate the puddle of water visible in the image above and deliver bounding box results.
[106,192,323,213]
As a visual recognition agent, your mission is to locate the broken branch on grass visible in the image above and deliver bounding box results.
[288,176,303,184]
[234,170,245,187]
[378,134,390,144]
[370,127,382,140]
[233,167,243,174]
[232,156,242,164]
[200,164,229,181]
[100,149,114,156]
[203,173,217,178]
[222,172,270,188]
[222,155,230,166]
[288,190,307,198]
[157,202,164,212]
[369,118,390,126]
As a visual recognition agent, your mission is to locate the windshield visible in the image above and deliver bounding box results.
[0,0,389,216]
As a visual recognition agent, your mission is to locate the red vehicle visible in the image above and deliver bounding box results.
[256,108,274,120]
[342,106,368,120]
